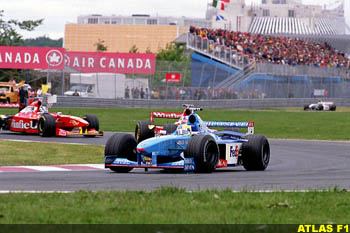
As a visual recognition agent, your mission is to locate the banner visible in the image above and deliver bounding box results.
[0,46,65,70]
[65,52,156,74]
[166,73,181,83]
[0,46,156,74]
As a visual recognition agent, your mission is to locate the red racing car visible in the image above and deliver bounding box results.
[0,100,103,137]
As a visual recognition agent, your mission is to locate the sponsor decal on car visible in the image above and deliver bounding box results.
[11,120,37,130]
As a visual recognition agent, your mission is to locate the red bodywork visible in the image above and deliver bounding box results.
[7,100,102,137]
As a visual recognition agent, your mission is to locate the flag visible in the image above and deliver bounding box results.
[216,15,226,21]
[212,0,226,10]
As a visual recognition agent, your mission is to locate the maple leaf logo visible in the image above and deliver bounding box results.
[46,50,63,67]
[49,53,60,63]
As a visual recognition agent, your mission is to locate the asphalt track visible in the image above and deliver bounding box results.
[1,131,350,191]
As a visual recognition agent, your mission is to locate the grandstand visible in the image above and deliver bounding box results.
[186,0,350,98]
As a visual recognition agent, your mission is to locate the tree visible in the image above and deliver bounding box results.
[145,46,152,54]
[94,38,108,52]
[0,10,43,81]
[129,45,139,53]
[23,37,63,47]
[156,42,190,62]
[0,10,43,46]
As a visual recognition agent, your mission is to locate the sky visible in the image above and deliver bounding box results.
[1,0,349,39]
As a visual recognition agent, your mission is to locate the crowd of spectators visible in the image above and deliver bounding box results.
[190,26,350,69]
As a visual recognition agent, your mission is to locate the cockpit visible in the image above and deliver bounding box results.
[176,125,192,136]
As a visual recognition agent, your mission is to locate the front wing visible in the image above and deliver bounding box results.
[105,156,196,172]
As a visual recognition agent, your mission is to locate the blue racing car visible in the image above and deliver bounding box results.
[105,106,270,173]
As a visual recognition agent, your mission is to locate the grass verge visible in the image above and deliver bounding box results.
[2,107,350,140]
[0,141,104,166]
[0,187,349,224]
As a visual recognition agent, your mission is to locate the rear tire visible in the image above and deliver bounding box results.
[135,121,154,143]
[330,105,336,111]
[185,135,219,173]
[105,133,137,173]
[164,123,177,135]
[83,115,99,137]
[304,105,309,111]
[38,114,56,137]
[242,134,270,171]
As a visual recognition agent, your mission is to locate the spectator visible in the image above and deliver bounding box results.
[8,77,16,86]
[125,86,130,99]
[18,87,28,111]
[73,90,79,96]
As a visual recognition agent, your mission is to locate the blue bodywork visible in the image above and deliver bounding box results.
[105,113,250,172]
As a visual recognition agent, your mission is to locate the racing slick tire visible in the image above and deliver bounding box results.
[185,135,219,173]
[304,105,310,111]
[135,121,154,143]
[317,104,324,111]
[330,105,336,111]
[242,134,270,171]
[164,123,177,135]
[38,114,56,137]
[6,98,10,104]
[83,114,100,137]
[105,133,137,173]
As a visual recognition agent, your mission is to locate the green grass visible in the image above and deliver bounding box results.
[0,188,349,224]
[0,141,104,166]
[2,107,350,140]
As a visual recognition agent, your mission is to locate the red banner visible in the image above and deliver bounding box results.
[0,46,65,70]
[65,52,156,74]
[166,73,181,83]
[0,46,156,74]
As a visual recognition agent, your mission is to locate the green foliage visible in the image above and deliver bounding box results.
[156,42,190,62]
[23,37,63,47]
[145,46,152,53]
[129,44,139,53]
[0,10,43,81]
[94,38,108,52]
[0,10,43,46]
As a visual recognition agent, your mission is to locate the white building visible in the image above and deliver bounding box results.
[208,0,347,35]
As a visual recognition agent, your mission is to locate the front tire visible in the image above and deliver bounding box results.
[38,114,56,137]
[242,134,270,171]
[83,114,99,137]
[185,135,219,173]
[105,133,137,173]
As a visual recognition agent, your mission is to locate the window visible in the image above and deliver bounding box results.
[147,19,158,25]
[261,0,267,3]
[281,0,286,3]
[263,9,270,16]
[288,10,295,17]
[104,21,110,24]
[272,0,280,3]
[87,18,98,24]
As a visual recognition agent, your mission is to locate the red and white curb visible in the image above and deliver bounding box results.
[0,164,105,173]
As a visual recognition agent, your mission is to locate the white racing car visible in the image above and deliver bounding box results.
[304,101,336,111]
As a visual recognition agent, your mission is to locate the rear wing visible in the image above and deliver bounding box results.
[204,121,255,135]
[150,112,182,123]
